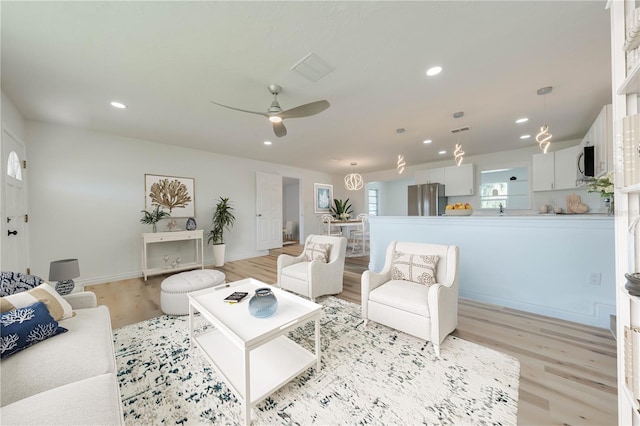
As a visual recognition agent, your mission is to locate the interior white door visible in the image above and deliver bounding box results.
[256,171,283,251]
[1,127,28,273]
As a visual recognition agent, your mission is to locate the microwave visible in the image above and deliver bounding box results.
[577,145,595,181]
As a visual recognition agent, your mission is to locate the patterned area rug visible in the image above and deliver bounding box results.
[114,297,519,425]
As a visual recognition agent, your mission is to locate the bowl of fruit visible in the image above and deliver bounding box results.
[444,203,473,216]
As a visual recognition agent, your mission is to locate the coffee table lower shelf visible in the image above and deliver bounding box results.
[194,330,317,406]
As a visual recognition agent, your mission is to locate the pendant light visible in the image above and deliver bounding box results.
[397,154,406,174]
[536,86,553,153]
[344,162,363,191]
[454,143,465,166]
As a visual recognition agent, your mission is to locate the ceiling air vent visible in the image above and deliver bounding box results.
[291,53,335,82]
[450,126,471,134]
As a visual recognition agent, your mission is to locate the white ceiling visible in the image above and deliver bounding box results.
[1,1,612,175]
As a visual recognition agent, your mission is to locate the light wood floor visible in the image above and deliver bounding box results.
[87,244,617,426]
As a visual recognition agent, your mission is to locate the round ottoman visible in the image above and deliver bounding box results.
[160,269,226,315]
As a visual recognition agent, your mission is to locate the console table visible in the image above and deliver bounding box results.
[141,230,204,280]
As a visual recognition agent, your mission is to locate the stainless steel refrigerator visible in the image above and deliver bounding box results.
[408,183,447,216]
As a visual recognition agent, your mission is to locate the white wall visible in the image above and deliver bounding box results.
[369,215,616,328]
[25,121,340,285]
[2,92,26,140]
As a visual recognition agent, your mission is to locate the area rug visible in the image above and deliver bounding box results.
[114,297,519,425]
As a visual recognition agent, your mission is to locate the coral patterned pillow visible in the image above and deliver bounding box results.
[302,242,332,263]
[391,251,439,285]
[0,301,67,359]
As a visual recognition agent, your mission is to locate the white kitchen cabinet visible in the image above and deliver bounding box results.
[581,104,612,178]
[554,145,580,190]
[610,2,639,423]
[444,163,474,196]
[532,153,555,191]
[414,167,445,184]
[533,146,579,191]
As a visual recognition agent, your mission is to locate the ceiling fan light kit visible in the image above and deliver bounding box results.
[211,84,330,137]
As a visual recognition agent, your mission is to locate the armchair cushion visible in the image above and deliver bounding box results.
[302,242,331,263]
[369,280,430,317]
[392,251,439,285]
[281,262,311,281]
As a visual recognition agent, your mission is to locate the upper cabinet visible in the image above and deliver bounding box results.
[580,104,612,178]
[414,164,474,196]
[444,163,475,196]
[414,167,445,185]
[532,145,580,192]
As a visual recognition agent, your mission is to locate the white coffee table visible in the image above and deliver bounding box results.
[188,278,322,425]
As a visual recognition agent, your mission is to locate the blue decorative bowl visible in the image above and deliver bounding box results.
[248,287,278,318]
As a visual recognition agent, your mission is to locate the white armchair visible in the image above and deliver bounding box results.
[361,241,459,356]
[277,234,347,302]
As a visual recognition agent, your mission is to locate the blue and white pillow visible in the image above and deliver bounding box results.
[0,272,44,297]
[0,301,67,359]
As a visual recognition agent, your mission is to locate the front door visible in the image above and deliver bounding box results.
[1,127,28,273]
[256,171,282,251]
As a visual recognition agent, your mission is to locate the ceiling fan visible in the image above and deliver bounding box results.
[210,84,330,137]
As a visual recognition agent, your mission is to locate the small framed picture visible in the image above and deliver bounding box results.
[314,183,333,213]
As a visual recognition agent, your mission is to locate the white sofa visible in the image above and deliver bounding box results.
[1,291,124,425]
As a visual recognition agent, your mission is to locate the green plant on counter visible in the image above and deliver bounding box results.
[330,198,353,220]
[585,171,614,199]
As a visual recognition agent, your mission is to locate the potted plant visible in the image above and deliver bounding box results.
[140,206,170,232]
[208,196,236,267]
[330,198,353,220]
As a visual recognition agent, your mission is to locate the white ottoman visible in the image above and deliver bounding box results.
[160,269,226,315]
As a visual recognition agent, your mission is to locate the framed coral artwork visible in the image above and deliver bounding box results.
[314,183,333,213]
[144,174,195,218]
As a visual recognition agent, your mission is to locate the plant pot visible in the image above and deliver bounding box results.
[212,243,226,267]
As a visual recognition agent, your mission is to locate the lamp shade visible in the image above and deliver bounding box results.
[49,259,80,281]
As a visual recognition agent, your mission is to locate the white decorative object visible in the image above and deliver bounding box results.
[344,173,363,191]
[397,154,405,174]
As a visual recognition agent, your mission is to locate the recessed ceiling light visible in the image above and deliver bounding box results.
[520,134,531,139]
[423,139,432,144]
[515,117,528,124]
[264,141,272,145]
[426,66,442,77]
[438,150,447,155]
[110,101,127,109]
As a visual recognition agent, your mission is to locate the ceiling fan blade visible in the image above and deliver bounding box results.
[273,121,287,137]
[210,100,269,117]
[278,100,330,119]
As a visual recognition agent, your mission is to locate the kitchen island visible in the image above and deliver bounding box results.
[369,214,615,328]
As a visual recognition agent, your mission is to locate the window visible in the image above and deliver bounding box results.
[368,189,379,216]
[7,151,22,181]
[479,182,508,208]
[478,166,530,210]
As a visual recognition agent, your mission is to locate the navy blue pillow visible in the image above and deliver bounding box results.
[0,301,67,359]
[0,271,44,297]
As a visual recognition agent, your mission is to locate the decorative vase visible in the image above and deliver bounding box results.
[248,287,278,318]
[605,198,614,216]
[152,223,157,233]
[625,273,640,296]
[186,217,197,231]
[213,244,226,267]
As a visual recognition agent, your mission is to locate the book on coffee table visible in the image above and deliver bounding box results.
[224,292,248,304]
